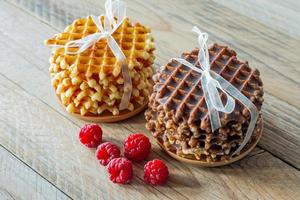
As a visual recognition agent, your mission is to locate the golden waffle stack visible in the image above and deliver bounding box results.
[145,44,263,163]
[45,15,155,116]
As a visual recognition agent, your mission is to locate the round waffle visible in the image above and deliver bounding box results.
[45,15,155,121]
[145,44,264,166]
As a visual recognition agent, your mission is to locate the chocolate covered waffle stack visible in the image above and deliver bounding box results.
[45,15,154,121]
[145,44,264,166]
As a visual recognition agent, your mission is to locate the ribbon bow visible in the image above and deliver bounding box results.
[173,27,259,155]
[48,0,132,110]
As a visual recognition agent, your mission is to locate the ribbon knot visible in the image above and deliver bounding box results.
[102,31,111,38]
[172,26,259,156]
[47,0,132,110]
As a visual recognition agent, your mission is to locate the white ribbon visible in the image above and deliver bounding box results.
[172,27,259,156]
[48,0,132,110]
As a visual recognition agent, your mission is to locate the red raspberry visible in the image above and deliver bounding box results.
[96,142,121,166]
[144,159,169,185]
[79,124,102,148]
[106,157,133,184]
[124,133,151,162]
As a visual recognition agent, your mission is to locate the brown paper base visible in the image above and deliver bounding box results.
[56,94,148,122]
[156,117,263,167]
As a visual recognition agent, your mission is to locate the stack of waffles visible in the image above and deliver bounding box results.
[45,15,155,116]
[145,44,264,163]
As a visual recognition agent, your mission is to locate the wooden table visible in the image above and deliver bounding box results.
[1,0,300,199]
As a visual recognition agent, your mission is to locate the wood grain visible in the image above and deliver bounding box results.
[3,0,300,167]
[0,0,300,199]
[213,0,300,39]
[1,72,300,199]
[0,74,171,200]
[0,146,70,200]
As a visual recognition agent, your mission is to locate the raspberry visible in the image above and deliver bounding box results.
[106,157,133,184]
[96,142,121,166]
[144,159,169,185]
[79,124,102,148]
[124,133,151,162]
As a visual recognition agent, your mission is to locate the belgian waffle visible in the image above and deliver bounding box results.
[45,15,155,116]
[145,44,264,163]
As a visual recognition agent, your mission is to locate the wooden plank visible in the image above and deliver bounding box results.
[260,93,300,168]
[0,74,175,200]
[2,0,300,168]
[1,72,300,199]
[213,0,300,39]
[5,0,300,101]
[6,0,300,108]
[0,145,71,200]
[0,1,299,199]
[270,0,300,12]
[138,0,300,105]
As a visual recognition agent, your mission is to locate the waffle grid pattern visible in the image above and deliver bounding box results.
[145,44,263,162]
[46,15,155,116]
[155,44,263,129]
